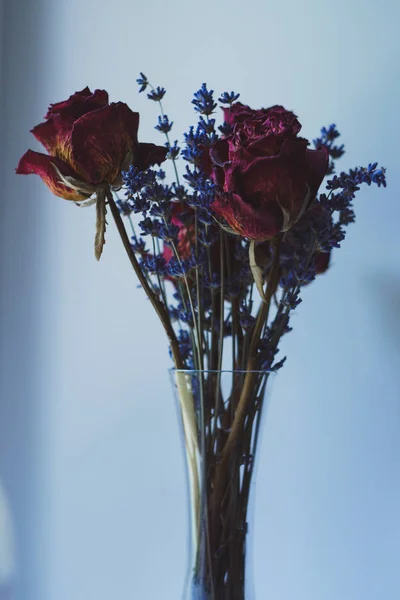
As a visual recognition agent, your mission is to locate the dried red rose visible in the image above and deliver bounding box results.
[16,87,167,201]
[16,87,168,259]
[207,102,329,242]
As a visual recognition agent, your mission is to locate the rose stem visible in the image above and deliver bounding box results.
[211,238,281,521]
[106,189,184,369]
[223,238,281,456]
[214,229,225,427]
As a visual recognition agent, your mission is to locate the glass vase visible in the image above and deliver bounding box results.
[170,369,273,600]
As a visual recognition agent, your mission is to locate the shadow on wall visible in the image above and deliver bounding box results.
[0,2,54,600]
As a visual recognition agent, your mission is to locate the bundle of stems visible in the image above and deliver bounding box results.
[108,187,300,597]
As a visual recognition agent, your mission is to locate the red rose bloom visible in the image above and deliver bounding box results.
[16,87,167,201]
[207,102,329,242]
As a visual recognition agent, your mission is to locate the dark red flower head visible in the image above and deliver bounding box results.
[16,87,167,201]
[206,102,329,242]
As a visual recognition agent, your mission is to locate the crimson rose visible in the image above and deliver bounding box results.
[207,102,329,241]
[16,87,167,201]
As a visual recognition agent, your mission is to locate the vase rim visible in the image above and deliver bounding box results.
[170,368,273,374]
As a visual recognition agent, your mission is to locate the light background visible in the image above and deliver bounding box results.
[1,0,400,598]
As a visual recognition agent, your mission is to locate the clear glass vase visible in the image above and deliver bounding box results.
[170,369,273,600]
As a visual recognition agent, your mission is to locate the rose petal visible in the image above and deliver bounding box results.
[209,139,230,167]
[163,242,174,263]
[306,147,329,197]
[207,139,230,187]
[241,134,282,157]
[211,192,282,241]
[45,87,91,117]
[223,143,311,234]
[263,106,302,136]
[170,202,193,227]
[33,89,111,167]
[239,154,308,224]
[45,87,109,120]
[223,102,253,126]
[16,150,88,201]
[70,102,140,184]
[31,114,74,159]
[315,251,330,274]
[261,136,308,161]
[136,142,168,171]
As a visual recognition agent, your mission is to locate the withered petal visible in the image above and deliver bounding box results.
[33,90,112,167]
[45,87,92,118]
[306,146,329,197]
[31,114,74,159]
[211,193,282,242]
[45,88,109,120]
[16,150,89,201]
[315,251,331,274]
[31,119,60,154]
[209,139,230,167]
[70,102,140,184]
[136,142,168,171]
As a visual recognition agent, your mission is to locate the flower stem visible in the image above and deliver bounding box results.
[210,237,281,525]
[106,188,183,369]
[223,237,281,460]
[148,82,180,185]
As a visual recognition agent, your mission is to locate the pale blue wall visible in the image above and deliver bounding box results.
[1,1,399,599]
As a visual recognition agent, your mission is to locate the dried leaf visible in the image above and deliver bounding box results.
[74,197,97,208]
[94,188,107,261]
[276,184,311,232]
[51,163,97,196]
[212,216,241,236]
[249,240,267,302]
[295,183,311,224]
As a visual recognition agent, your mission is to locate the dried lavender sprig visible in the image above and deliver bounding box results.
[137,74,181,184]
